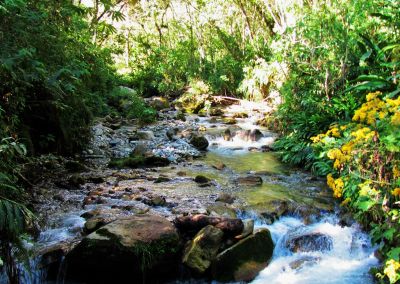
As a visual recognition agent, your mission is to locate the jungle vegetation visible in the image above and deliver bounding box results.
[0,0,399,282]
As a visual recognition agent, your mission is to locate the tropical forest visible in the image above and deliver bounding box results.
[0,0,399,283]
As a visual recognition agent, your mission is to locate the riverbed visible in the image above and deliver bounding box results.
[4,100,379,284]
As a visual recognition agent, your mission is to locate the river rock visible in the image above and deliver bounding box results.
[260,200,288,224]
[249,129,263,141]
[212,229,274,282]
[223,128,232,141]
[235,219,254,240]
[174,214,243,237]
[68,174,85,187]
[223,118,237,125]
[36,240,80,279]
[207,202,237,218]
[182,225,224,274]
[166,128,178,140]
[215,193,235,204]
[154,176,171,183]
[235,175,263,186]
[84,216,115,234]
[213,162,226,170]
[190,135,209,150]
[209,108,224,116]
[286,229,333,253]
[194,175,210,184]
[66,215,181,283]
[137,130,155,140]
[232,112,249,119]
[145,195,166,207]
[150,97,170,110]
[289,256,321,270]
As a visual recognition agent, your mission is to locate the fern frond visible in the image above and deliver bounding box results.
[0,198,33,239]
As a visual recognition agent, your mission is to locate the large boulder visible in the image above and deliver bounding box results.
[190,135,209,150]
[66,215,181,283]
[212,229,274,282]
[182,225,224,274]
[285,228,333,253]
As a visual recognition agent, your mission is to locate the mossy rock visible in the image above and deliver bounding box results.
[209,108,224,117]
[207,202,237,218]
[66,215,181,283]
[232,112,248,119]
[212,229,274,282]
[182,225,224,274]
[194,175,210,184]
[190,135,209,150]
[150,97,170,111]
[223,118,237,125]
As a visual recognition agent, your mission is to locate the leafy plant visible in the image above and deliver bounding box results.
[311,91,400,283]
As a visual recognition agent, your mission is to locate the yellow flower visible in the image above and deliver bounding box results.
[359,181,379,196]
[351,127,375,142]
[366,91,381,102]
[353,92,387,125]
[326,174,344,198]
[327,148,349,169]
[310,134,324,143]
[384,259,400,284]
[327,174,335,189]
[391,188,400,197]
[386,97,400,112]
[391,112,400,126]
[330,127,340,138]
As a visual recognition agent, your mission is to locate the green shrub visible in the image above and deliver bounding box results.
[106,87,156,123]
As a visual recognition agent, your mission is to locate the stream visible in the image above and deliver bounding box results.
[1,101,379,283]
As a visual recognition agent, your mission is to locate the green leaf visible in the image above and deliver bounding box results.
[387,248,400,261]
[356,200,375,211]
[383,228,396,241]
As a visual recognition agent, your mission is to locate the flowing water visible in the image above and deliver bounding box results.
[2,101,379,284]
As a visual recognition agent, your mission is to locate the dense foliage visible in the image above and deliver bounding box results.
[0,0,399,282]
[312,91,400,282]
[0,0,151,282]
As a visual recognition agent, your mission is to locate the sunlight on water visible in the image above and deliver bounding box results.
[202,151,284,174]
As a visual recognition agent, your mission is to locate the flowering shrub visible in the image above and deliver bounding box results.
[312,91,400,283]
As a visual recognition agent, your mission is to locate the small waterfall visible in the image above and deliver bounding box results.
[56,256,67,284]
[251,216,379,284]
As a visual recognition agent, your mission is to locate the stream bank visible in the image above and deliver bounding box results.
[3,99,379,284]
